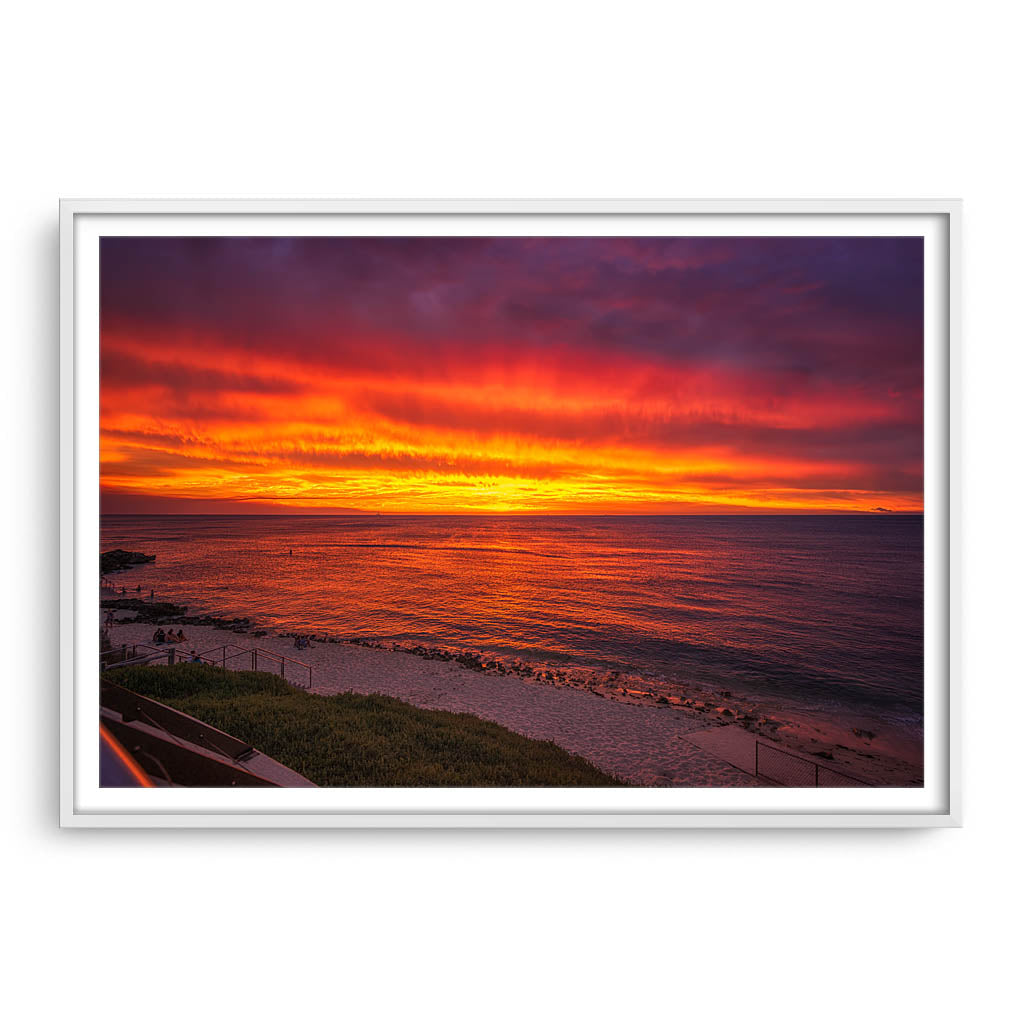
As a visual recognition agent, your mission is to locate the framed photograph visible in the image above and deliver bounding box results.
[60,199,959,827]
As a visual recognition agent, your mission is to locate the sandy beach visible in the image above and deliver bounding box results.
[104,601,922,787]
[107,617,761,786]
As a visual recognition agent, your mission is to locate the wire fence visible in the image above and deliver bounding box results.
[755,741,865,787]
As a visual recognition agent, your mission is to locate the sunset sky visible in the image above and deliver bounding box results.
[100,235,923,515]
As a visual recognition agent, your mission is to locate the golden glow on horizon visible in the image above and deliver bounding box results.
[99,235,925,515]
[99,327,923,515]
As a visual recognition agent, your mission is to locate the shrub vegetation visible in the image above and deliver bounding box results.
[102,663,626,788]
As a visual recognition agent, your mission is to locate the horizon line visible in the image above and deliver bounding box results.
[101,510,924,517]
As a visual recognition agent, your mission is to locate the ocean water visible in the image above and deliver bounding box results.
[100,514,923,732]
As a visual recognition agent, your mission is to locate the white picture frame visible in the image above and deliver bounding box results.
[60,198,960,828]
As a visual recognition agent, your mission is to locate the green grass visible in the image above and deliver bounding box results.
[102,663,627,788]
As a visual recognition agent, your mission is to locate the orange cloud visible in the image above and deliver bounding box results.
[100,237,923,514]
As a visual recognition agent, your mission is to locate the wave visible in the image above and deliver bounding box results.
[320,542,566,559]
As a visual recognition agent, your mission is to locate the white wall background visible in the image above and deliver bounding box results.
[3,2,1020,1021]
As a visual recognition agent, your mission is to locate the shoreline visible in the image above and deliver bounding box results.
[101,580,923,787]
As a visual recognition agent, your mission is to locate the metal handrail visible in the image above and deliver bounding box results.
[194,643,249,668]
[103,649,177,669]
[754,740,865,787]
[217,645,313,688]
[103,642,226,670]
[184,642,312,689]
[101,639,313,689]
[101,641,164,668]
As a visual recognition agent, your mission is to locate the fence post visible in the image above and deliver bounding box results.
[252,649,256,671]
[281,657,285,678]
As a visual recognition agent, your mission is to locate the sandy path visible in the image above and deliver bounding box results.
[107,619,762,787]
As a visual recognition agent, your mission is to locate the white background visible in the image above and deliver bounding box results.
[2,2,1020,1022]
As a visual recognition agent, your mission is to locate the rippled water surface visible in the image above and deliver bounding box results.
[101,515,923,727]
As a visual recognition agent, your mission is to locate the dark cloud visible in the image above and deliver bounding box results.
[100,234,924,511]
[101,236,923,383]
[101,349,306,397]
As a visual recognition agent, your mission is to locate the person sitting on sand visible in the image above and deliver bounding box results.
[176,629,187,642]
[153,628,165,644]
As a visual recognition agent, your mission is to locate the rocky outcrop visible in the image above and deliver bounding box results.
[100,597,253,630]
[101,549,157,574]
